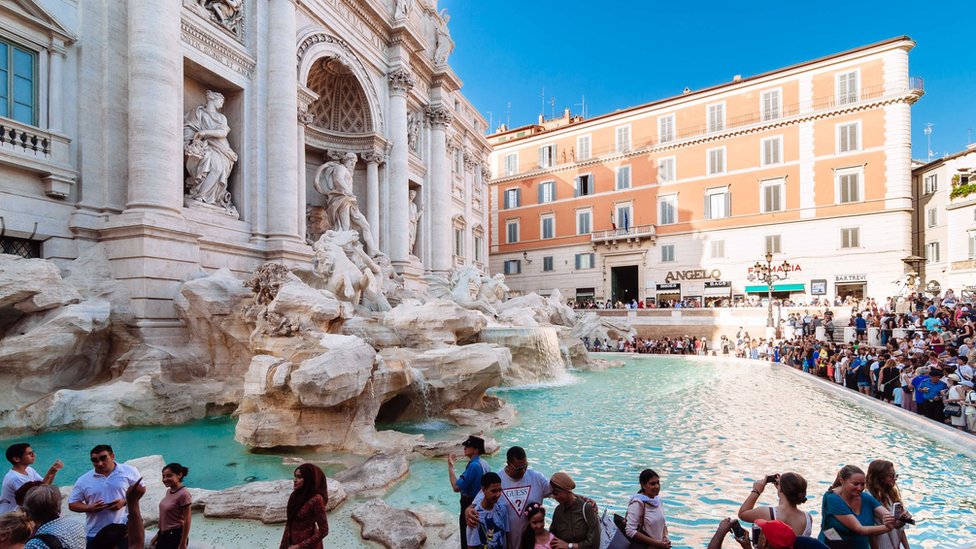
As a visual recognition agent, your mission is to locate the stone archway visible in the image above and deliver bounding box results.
[306,57,373,133]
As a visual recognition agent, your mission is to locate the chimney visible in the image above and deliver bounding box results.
[733,74,742,82]
[564,107,570,119]
[538,114,544,124]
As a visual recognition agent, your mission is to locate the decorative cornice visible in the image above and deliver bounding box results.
[426,105,453,128]
[387,68,416,95]
[180,17,255,77]
[361,150,386,165]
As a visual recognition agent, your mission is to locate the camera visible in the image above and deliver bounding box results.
[765,474,780,485]
[729,519,746,539]
[752,525,761,548]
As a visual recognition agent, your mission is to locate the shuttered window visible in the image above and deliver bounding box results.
[504,153,518,175]
[574,174,594,197]
[838,122,859,153]
[765,235,782,254]
[503,187,521,209]
[708,148,725,175]
[575,253,595,269]
[761,90,780,121]
[762,137,782,166]
[538,144,556,168]
[505,220,519,243]
[576,210,591,234]
[841,227,860,248]
[705,188,730,220]
[837,71,858,105]
[538,181,555,203]
[615,126,631,152]
[658,157,675,183]
[838,172,860,203]
[658,195,677,225]
[761,179,784,213]
[543,256,554,271]
[540,215,555,240]
[615,165,631,190]
[658,115,675,143]
[577,135,591,160]
[504,260,521,274]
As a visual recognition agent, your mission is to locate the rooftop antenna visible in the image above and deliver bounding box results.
[506,101,511,127]
[924,123,936,161]
[540,86,545,120]
[574,94,587,119]
[550,97,556,120]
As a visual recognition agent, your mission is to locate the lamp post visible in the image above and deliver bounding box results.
[753,251,793,338]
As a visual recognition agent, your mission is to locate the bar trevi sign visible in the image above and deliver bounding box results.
[664,269,722,283]
[835,273,867,283]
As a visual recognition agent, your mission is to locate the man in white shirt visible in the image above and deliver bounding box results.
[0,443,63,514]
[467,446,552,549]
[68,444,144,548]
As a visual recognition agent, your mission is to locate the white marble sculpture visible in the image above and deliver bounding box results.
[408,188,421,256]
[425,265,499,317]
[201,0,243,34]
[313,153,378,256]
[478,273,509,306]
[183,90,239,215]
[394,0,410,19]
[312,230,391,312]
[432,9,454,65]
[407,112,421,152]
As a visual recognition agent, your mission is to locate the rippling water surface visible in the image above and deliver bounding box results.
[4,356,974,548]
[386,355,976,548]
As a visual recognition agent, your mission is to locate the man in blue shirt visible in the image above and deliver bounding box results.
[449,435,490,549]
[917,368,948,422]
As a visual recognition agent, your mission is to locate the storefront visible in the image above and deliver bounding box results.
[744,283,806,300]
[703,281,732,307]
[656,283,681,305]
[834,274,867,300]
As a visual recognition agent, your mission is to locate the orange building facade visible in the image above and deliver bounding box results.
[487,37,923,306]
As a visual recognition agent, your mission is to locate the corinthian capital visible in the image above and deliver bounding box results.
[361,150,387,165]
[387,68,415,95]
[426,105,453,128]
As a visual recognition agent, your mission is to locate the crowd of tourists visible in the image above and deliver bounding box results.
[447,436,914,549]
[0,443,328,549]
[568,295,856,310]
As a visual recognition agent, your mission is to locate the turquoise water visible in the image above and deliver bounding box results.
[4,356,975,548]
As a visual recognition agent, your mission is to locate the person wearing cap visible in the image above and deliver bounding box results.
[548,472,599,549]
[449,435,490,549]
[945,373,968,430]
[916,368,948,422]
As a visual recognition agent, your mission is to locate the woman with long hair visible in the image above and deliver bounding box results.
[865,460,911,549]
[624,469,669,549]
[737,472,812,536]
[877,359,901,403]
[280,463,329,549]
[818,465,895,549]
[153,463,192,549]
[0,510,32,549]
[519,502,553,549]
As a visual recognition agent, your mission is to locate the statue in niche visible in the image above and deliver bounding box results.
[407,112,421,153]
[394,0,410,19]
[197,0,243,34]
[432,9,454,65]
[408,188,421,256]
[183,90,239,215]
[312,152,378,256]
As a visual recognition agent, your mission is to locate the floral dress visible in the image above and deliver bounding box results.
[280,494,328,549]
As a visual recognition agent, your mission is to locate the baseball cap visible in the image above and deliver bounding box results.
[755,519,797,549]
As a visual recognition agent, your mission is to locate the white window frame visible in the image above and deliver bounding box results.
[658,194,677,225]
[836,121,861,154]
[575,173,594,197]
[761,135,783,166]
[454,227,465,256]
[504,259,521,274]
[504,187,521,209]
[923,173,938,194]
[504,152,518,176]
[576,208,592,235]
[577,134,592,161]
[615,164,632,190]
[540,214,555,240]
[538,143,556,168]
[925,241,940,263]
[707,146,726,175]
[840,227,860,249]
[657,156,676,184]
[836,69,860,106]
[704,186,730,220]
[710,240,726,259]
[764,234,782,255]
[615,125,632,153]
[835,166,864,204]
[760,178,785,213]
[575,252,595,270]
[661,244,675,263]
[658,114,675,143]
[538,180,555,204]
[615,202,633,231]
[473,235,483,262]
[761,88,782,121]
[505,219,520,243]
[707,102,725,133]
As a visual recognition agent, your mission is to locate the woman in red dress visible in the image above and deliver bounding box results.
[280,463,329,549]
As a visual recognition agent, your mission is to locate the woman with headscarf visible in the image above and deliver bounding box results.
[865,460,912,549]
[625,469,669,549]
[738,472,812,536]
[280,464,328,549]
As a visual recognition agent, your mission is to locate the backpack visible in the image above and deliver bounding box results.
[28,533,64,549]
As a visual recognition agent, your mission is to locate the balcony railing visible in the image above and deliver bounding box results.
[0,120,52,157]
[591,224,656,243]
[496,78,925,179]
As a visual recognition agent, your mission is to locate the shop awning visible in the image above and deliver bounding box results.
[745,283,806,293]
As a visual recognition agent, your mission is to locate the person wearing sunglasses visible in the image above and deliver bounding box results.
[67,445,144,549]
[466,446,551,549]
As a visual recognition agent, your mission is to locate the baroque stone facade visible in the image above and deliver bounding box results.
[0,0,490,341]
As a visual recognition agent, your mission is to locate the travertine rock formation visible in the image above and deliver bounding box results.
[351,499,427,549]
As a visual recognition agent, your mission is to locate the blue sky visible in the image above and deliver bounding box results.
[441,0,976,161]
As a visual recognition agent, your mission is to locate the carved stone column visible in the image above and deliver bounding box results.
[266,0,301,241]
[427,104,453,274]
[387,68,415,265]
[126,0,182,214]
[48,41,65,132]
[361,150,385,252]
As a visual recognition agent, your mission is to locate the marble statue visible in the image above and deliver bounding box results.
[432,9,454,65]
[394,0,410,19]
[425,265,498,317]
[312,152,378,256]
[408,189,421,256]
[336,231,392,312]
[407,112,421,152]
[478,273,509,305]
[311,229,391,311]
[183,90,238,214]
[201,0,243,33]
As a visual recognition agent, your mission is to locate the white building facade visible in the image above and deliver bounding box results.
[0,0,489,341]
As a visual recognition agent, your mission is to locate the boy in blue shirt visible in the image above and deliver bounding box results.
[466,472,508,549]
